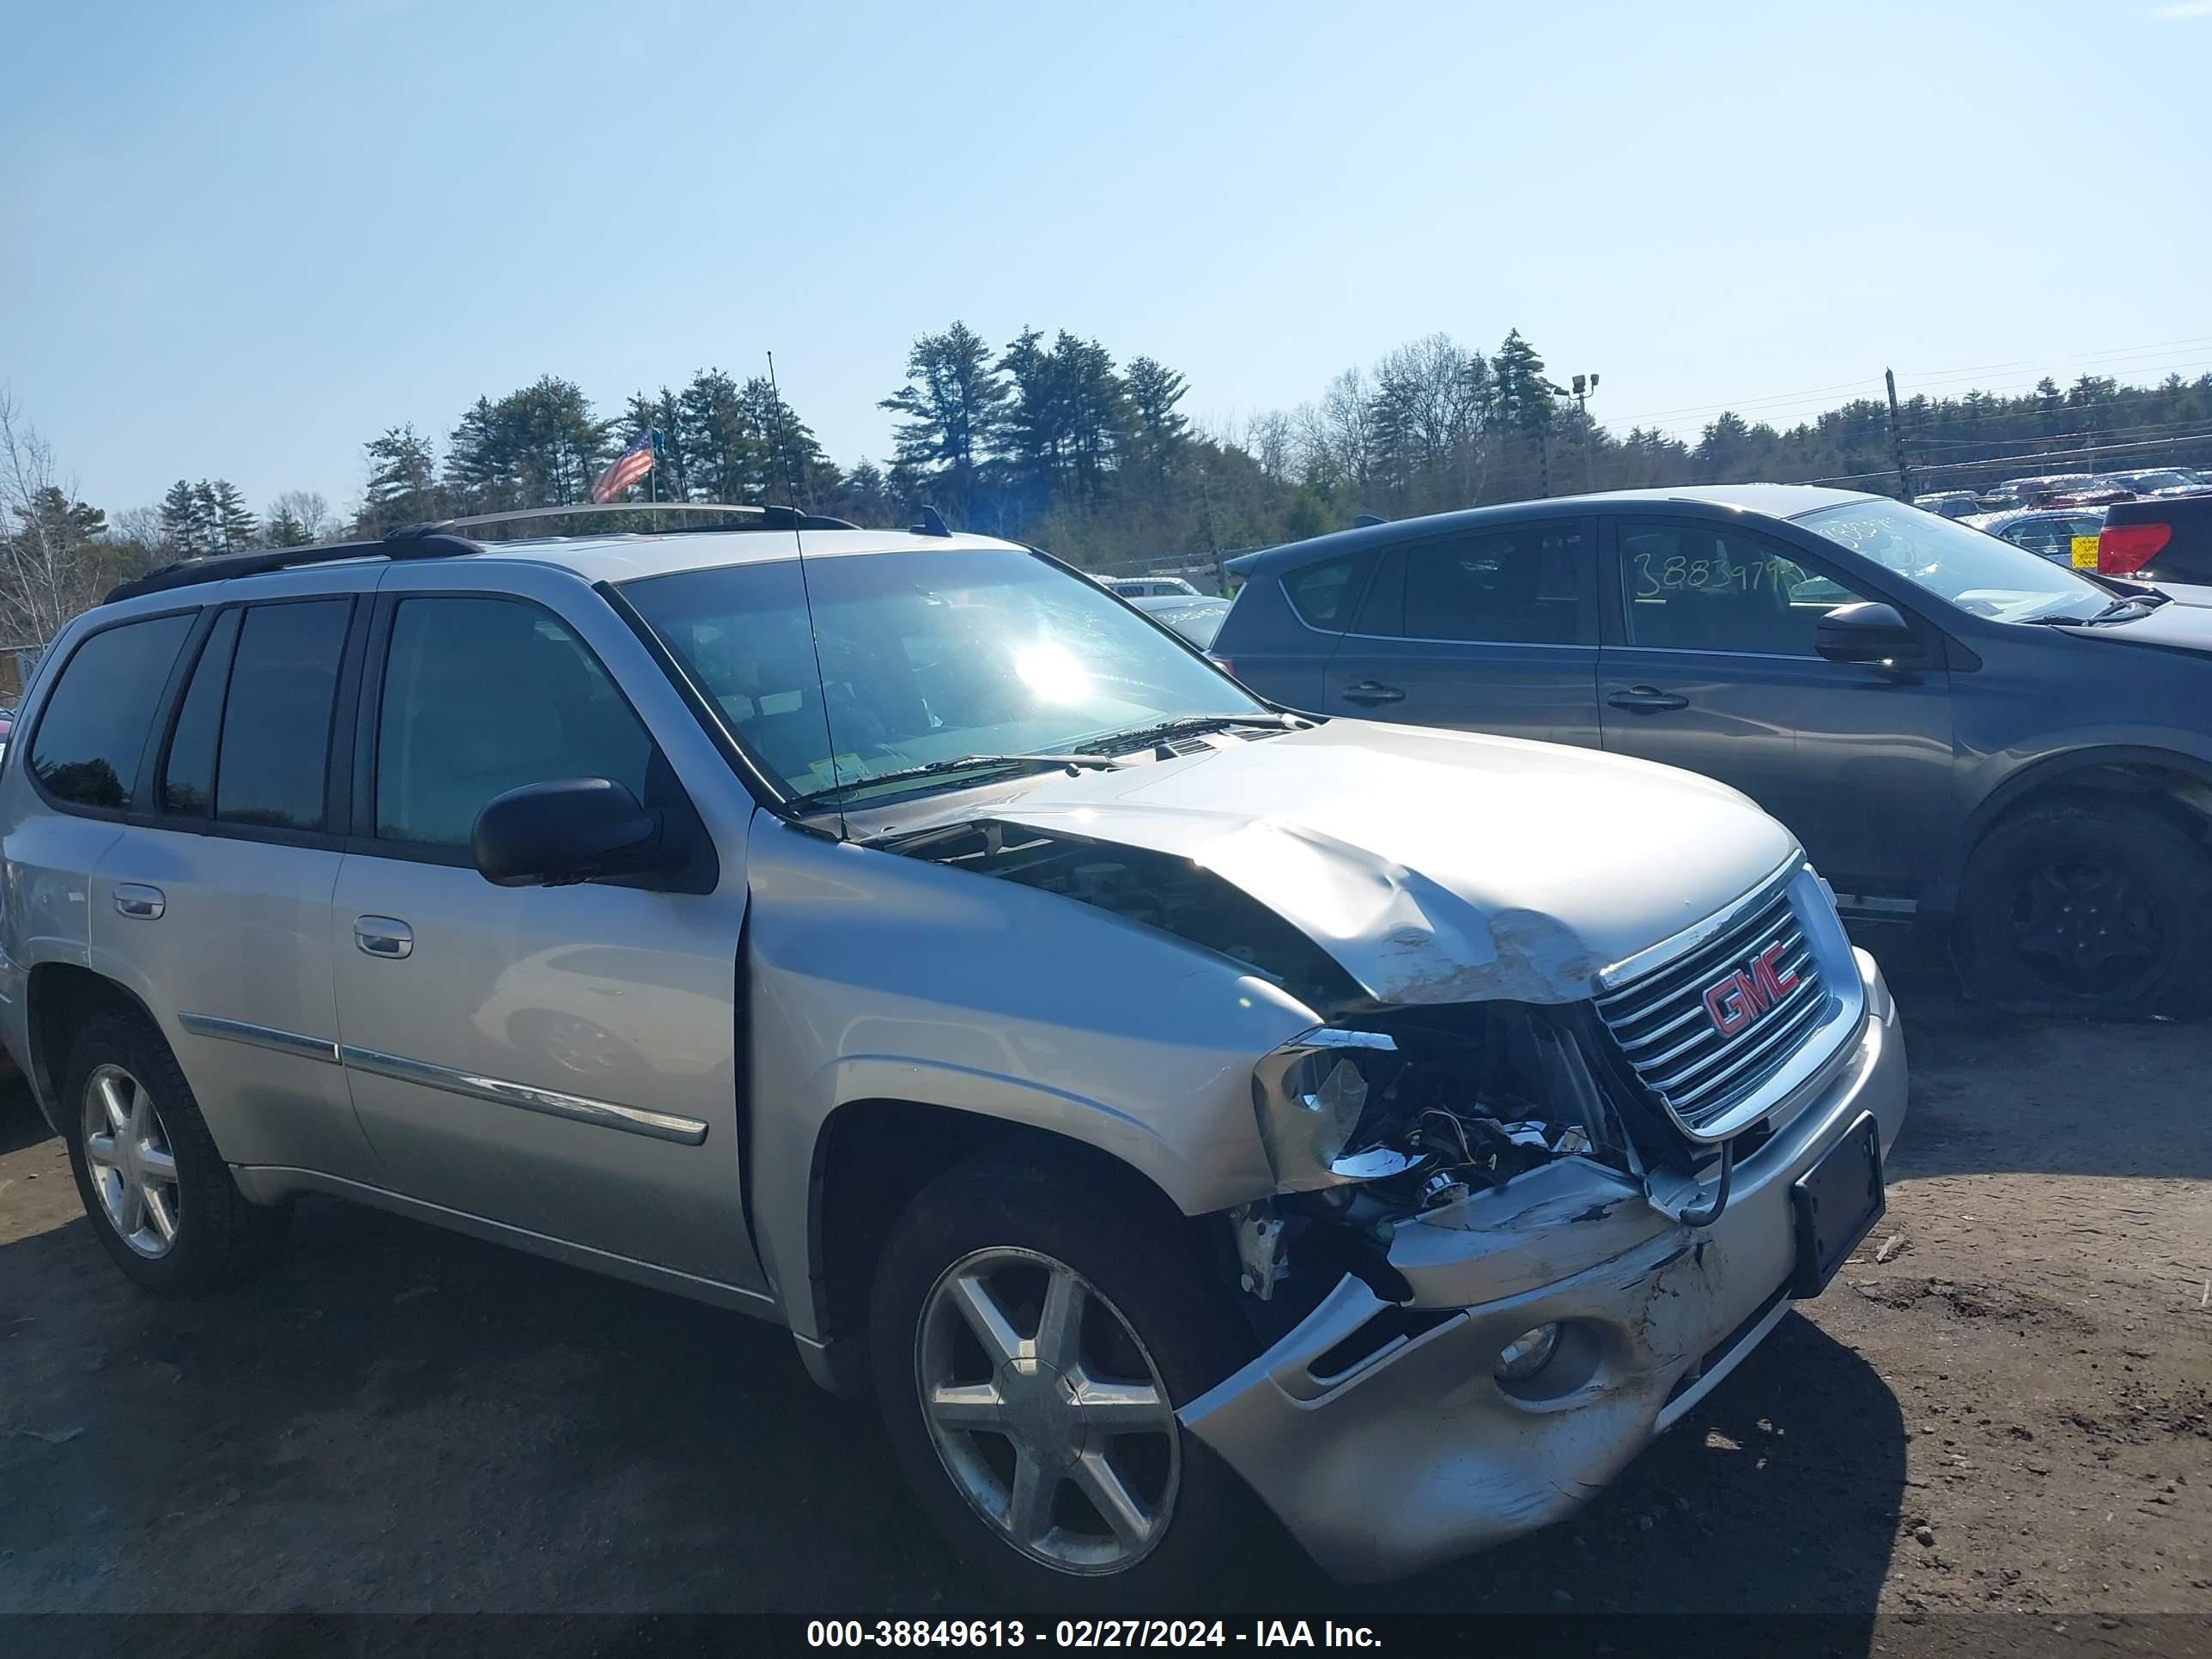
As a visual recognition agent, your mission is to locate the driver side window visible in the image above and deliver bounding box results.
[374,596,656,848]
[1616,521,1875,657]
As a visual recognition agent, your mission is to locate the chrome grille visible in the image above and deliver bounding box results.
[1596,882,1827,1135]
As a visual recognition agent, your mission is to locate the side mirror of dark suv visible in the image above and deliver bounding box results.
[1815,601,1928,666]
[472,778,667,887]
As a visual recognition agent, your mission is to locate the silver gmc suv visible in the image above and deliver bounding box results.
[0,505,1906,1602]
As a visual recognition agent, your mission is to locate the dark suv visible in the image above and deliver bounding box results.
[1211,483,2212,1018]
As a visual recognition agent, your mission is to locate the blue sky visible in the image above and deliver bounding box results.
[3,0,2209,519]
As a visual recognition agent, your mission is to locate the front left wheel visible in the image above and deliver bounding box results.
[867,1158,1262,1607]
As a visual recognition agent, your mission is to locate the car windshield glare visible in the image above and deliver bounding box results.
[622,547,1266,805]
[1796,497,2110,623]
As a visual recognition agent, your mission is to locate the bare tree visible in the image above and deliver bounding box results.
[264,489,336,545]
[0,390,100,647]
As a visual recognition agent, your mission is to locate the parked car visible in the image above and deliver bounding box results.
[2099,492,2212,587]
[2108,468,2210,497]
[1994,472,2128,508]
[1911,490,1984,520]
[1103,574,1205,599]
[0,506,1903,1601]
[1132,592,1232,648]
[1962,506,2108,568]
[1212,483,2212,1019]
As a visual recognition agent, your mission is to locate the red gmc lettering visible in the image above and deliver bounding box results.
[1702,943,1801,1038]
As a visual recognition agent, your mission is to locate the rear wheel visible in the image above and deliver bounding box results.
[1955,801,2212,1018]
[60,1012,290,1293]
[868,1158,1261,1607]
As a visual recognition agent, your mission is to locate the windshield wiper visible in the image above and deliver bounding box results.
[1085,711,1301,754]
[2030,596,2158,627]
[786,752,1115,811]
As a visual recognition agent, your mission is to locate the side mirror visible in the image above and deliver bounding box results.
[1815,601,1928,666]
[472,778,665,887]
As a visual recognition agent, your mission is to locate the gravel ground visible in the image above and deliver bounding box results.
[1,959,2207,1636]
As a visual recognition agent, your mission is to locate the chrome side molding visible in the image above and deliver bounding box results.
[338,1044,709,1146]
[175,1014,708,1146]
[177,1013,341,1066]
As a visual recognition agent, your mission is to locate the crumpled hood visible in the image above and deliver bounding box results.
[964,720,1801,1006]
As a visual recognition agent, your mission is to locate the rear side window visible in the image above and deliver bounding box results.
[28,614,195,810]
[1401,521,1590,644]
[159,608,241,815]
[1281,553,1367,629]
[216,600,352,831]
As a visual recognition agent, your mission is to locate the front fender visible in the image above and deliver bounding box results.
[741,817,1317,1345]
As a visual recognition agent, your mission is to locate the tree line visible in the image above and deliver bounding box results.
[6,329,2212,647]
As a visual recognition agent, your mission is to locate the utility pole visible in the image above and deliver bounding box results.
[1571,373,1601,492]
[1885,368,1915,500]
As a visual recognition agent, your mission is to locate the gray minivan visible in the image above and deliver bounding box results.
[1210,484,2212,1020]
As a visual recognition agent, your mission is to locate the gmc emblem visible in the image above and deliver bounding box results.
[1702,942,1800,1038]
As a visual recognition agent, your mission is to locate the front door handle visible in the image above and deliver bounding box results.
[1607,686,1690,714]
[1341,681,1407,706]
[354,916,413,960]
[113,884,166,921]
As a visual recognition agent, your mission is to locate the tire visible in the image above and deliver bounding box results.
[1955,800,2212,1019]
[868,1156,1263,1608]
[59,1011,290,1293]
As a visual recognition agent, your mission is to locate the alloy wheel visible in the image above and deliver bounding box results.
[81,1063,181,1258]
[916,1247,1181,1575]
[2004,854,2167,996]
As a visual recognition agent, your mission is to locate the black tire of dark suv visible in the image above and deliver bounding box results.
[60,1012,291,1293]
[1955,800,2212,1019]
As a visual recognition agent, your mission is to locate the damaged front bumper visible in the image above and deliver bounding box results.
[1179,947,1907,1583]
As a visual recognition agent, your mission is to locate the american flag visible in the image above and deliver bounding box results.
[591,430,656,502]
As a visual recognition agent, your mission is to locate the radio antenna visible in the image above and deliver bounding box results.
[769,349,847,841]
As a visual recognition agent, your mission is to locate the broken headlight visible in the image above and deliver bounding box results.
[1250,1028,1406,1192]
[1251,1004,1633,1200]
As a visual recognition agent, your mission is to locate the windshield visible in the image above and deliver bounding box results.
[623,547,1266,805]
[1796,496,2112,623]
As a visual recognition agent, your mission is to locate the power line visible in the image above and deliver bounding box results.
[1806,428,2212,486]
[1900,333,2212,382]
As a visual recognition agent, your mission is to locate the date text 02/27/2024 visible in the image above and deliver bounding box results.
[805,1620,1384,1650]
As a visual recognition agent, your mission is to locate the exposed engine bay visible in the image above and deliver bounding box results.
[884,817,1711,1337]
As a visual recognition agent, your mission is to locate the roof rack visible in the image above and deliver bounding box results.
[105,532,483,604]
[102,501,865,605]
[386,501,859,538]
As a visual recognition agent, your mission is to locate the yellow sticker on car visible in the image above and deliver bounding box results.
[2070,535,2099,568]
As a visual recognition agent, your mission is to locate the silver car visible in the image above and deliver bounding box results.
[0,507,1905,1602]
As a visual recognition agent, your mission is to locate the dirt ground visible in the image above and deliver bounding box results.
[1,955,2208,1637]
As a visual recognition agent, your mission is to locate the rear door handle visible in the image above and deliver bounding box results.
[1341,681,1406,706]
[354,916,413,959]
[1607,686,1690,713]
[113,884,165,920]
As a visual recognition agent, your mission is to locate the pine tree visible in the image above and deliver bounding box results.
[678,369,759,503]
[879,322,1009,523]
[1122,356,1191,483]
[201,480,257,550]
[739,376,835,507]
[160,480,204,555]
[364,426,440,528]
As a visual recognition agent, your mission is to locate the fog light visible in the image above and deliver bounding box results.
[1494,1322,1560,1382]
